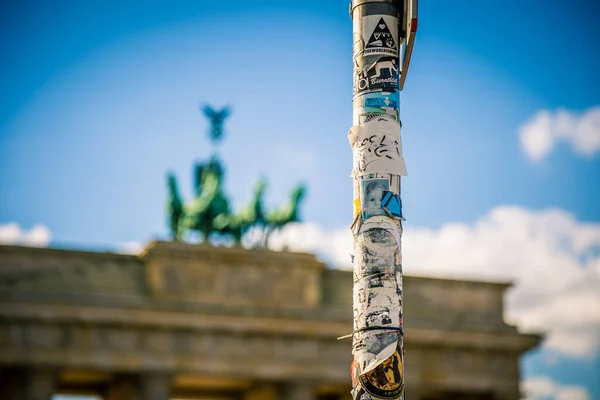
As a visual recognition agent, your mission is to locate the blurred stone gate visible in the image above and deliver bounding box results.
[0,241,540,400]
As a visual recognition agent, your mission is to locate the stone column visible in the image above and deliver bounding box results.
[25,368,58,400]
[105,373,171,400]
[404,386,422,400]
[0,368,24,400]
[243,382,280,400]
[326,393,352,400]
[138,372,172,400]
[280,381,317,400]
[493,390,520,400]
[0,367,58,400]
[105,374,140,400]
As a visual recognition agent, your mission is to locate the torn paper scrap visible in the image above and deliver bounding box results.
[349,117,407,177]
[358,216,402,248]
[353,228,398,283]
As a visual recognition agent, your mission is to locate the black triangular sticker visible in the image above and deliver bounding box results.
[366,18,396,50]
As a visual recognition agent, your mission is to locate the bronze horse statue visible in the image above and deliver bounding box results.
[167,157,306,247]
[166,105,306,247]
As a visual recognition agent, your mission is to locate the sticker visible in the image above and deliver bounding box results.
[355,92,399,114]
[361,172,390,180]
[366,272,397,289]
[395,267,403,295]
[349,116,407,177]
[359,216,402,249]
[354,286,397,309]
[358,112,397,125]
[354,287,400,331]
[352,387,376,400]
[354,197,362,219]
[351,360,360,387]
[353,331,403,399]
[352,329,399,364]
[355,306,400,330]
[359,343,404,399]
[389,175,401,195]
[353,32,366,68]
[362,341,397,375]
[353,56,399,97]
[354,92,399,125]
[353,269,398,289]
[361,15,399,57]
[370,288,396,309]
[381,190,404,220]
[353,227,398,281]
[361,178,389,220]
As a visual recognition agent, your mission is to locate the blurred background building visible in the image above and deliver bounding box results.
[0,241,540,400]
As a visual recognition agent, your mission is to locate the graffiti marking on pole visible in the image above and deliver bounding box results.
[349,117,407,177]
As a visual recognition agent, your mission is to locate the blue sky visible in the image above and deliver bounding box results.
[1,0,599,399]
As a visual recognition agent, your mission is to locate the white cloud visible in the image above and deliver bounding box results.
[0,223,52,247]
[522,376,591,400]
[116,241,145,254]
[266,222,353,267]
[518,106,600,161]
[268,206,600,358]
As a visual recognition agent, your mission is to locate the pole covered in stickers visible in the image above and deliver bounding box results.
[348,1,417,399]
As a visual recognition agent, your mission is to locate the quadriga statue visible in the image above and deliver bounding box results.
[166,104,306,248]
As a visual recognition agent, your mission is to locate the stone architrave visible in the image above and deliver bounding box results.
[0,242,542,400]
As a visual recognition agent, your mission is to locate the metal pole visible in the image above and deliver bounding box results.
[348,1,416,399]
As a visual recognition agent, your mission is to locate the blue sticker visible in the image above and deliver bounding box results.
[353,91,399,125]
[381,190,403,220]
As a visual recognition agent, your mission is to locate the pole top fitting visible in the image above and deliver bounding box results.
[350,0,399,15]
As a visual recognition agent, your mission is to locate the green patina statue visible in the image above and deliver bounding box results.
[166,104,306,247]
